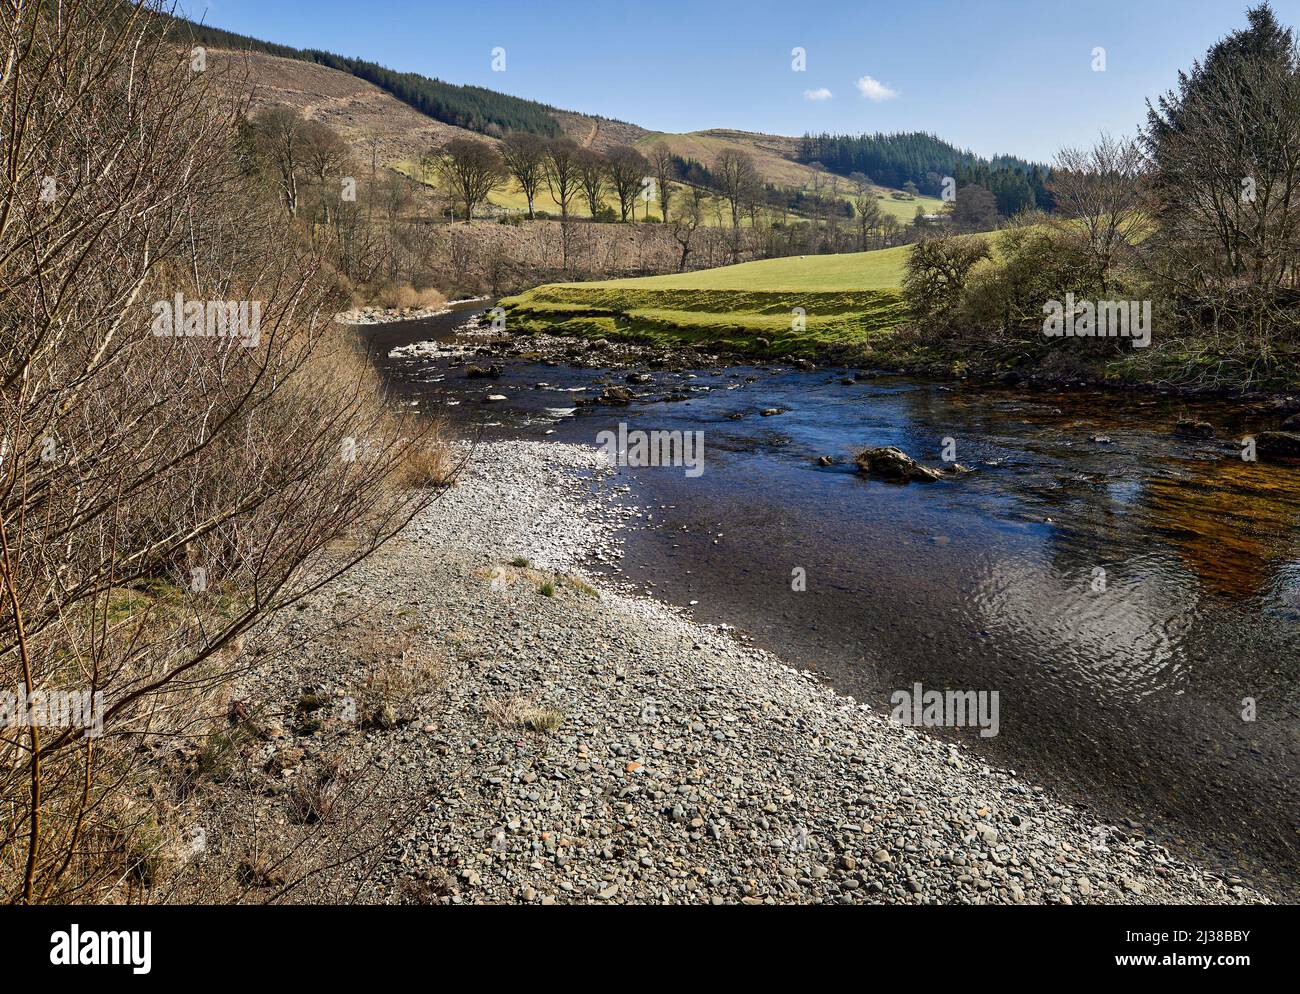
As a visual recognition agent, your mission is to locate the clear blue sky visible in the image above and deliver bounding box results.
[180,0,1300,162]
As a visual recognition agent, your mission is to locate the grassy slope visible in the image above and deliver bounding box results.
[501,248,913,357]
[865,191,946,223]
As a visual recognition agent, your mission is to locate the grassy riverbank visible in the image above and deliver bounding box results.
[503,245,1300,394]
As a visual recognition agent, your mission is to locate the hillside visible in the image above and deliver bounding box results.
[206,47,941,233]
[631,129,819,188]
[209,48,919,199]
[207,49,480,166]
[553,110,652,152]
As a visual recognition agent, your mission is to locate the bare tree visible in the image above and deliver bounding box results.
[300,120,351,226]
[251,107,310,216]
[646,141,676,223]
[670,185,709,271]
[302,120,350,188]
[543,137,581,221]
[543,138,581,268]
[433,138,505,221]
[949,184,1001,234]
[850,172,882,250]
[1051,134,1145,291]
[606,146,649,223]
[880,215,902,248]
[500,131,548,220]
[714,148,759,258]
[575,148,610,219]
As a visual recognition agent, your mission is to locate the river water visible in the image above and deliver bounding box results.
[362,300,1300,900]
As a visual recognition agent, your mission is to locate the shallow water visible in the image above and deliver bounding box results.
[364,303,1300,899]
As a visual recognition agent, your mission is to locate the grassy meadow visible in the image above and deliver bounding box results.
[500,247,914,357]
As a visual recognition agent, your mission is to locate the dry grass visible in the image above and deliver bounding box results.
[373,283,447,311]
[354,628,449,720]
[286,755,352,825]
[485,695,565,735]
[392,438,456,488]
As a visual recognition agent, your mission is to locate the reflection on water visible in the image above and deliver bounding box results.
[366,309,1300,898]
[1146,459,1300,600]
[969,550,1196,704]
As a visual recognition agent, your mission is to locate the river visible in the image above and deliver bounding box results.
[360,299,1300,900]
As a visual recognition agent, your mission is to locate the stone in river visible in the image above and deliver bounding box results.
[1255,430,1300,460]
[854,446,968,484]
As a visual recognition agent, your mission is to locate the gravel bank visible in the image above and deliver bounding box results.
[230,441,1268,905]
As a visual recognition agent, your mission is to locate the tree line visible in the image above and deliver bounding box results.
[797,131,1051,213]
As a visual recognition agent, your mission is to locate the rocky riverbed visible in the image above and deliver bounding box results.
[211,440,1267,905]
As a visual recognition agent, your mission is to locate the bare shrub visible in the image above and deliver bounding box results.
[0,0,442,904]
[1050,134,1146,292]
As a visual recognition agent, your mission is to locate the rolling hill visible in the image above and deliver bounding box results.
[182,13,1014,218]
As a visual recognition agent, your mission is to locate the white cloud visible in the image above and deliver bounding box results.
[855,75,898,102]
[803,87,833,102]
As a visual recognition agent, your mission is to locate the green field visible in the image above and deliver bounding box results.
[594,246,910,291]
[873,190,946,223]
[500,247,914,357]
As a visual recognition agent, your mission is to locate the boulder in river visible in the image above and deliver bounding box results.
[595,386,633,406]
[1254,430,1300,460]
[1174,419,1215,439]
[854,446,970,483]
[466,363,503,378]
